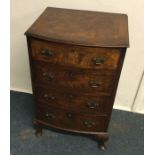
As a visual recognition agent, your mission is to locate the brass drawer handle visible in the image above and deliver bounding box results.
[68,71,74,78]
[88,80,102,88]
[87,101,99,109]
[66,113,72,118]
[68,94,74,99]
[84,121,96,128]
[41,49,54,56]
[92,57,105,65]
[42,72,54,80]
[45,112,55,120]
[43,94,55,100]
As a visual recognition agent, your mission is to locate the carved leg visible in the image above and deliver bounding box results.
[95,133,109,150]
[33,120,43,137]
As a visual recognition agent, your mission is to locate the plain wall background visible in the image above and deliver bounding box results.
[11,0,144,113]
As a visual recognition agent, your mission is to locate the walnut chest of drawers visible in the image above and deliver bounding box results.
[25,7,129,150]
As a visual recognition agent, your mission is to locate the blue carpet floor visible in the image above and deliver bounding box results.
[10,91,144,155]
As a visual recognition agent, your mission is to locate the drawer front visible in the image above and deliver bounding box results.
[36,105,108,132]
[30,38,121,70]
[34,86,111,115]
[32,62,115,94]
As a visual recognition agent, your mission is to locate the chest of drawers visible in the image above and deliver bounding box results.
[25,7,129,150]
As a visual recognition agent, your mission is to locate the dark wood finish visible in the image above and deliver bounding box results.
[34,86,112,115]
[33,120,43,137]
[32,61,115,94]
[95,134,109,150]
[25,7,129,150]
[25,7,129,47]
[36,104,108,133]
[30,38,121,70]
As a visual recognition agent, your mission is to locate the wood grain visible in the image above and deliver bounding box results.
[25,7,129,47]
[32,61,116,94]
[34,86,112,115]
[25,7,129,149]
[30,38,121,70]
[36,104,108,133]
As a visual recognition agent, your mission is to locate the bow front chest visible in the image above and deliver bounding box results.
[25,7,129,150]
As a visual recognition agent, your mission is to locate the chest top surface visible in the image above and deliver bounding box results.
[25,7,129,48]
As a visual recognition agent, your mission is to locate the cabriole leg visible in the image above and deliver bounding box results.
[33,120,43,137]
[95,133,109,150]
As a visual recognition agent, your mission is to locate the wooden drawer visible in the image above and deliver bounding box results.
[30,38,121,70]
[34,86,112,115]
[36,105,108,133]
[32,62,115,94]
